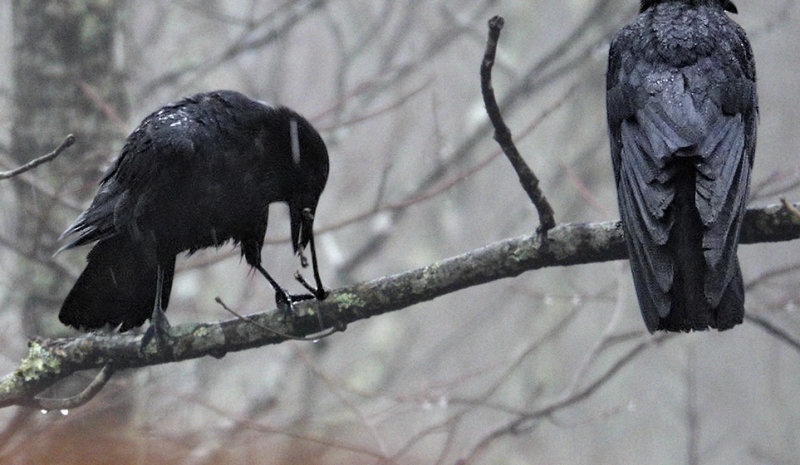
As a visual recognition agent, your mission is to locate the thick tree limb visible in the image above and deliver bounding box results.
[0,201,797,409]
[481,16,556,233]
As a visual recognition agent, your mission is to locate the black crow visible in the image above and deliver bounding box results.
[58,90,329,336]
[606,0,757,331]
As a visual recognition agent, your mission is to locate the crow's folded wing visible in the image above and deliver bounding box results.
[59,107,202,250]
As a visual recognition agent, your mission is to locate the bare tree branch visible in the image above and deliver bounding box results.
[0,201,797,409]
[24,364,115,411]
[0,134,75,181]
[745,313,800,354]
[137,0,325,99]
[458,334,673,464]
[328,2,623,278]
[481,16,556,233]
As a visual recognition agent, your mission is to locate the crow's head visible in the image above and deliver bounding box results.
[281,110,329,255]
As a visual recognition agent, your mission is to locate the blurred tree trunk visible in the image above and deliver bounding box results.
[11,0,127,336]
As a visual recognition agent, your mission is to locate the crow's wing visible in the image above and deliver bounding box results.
[58,104,203,251]
[608,23,757,328]
[695,73,757,305]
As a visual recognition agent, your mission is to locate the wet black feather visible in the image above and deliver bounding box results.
[607,1,756,331]
[59,90,329,330]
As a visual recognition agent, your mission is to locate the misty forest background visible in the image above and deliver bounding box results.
[1,1,799,464]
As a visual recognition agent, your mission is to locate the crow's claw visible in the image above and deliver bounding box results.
[275,288,293,317]
[294,270,328,300]
[141,306,174,357]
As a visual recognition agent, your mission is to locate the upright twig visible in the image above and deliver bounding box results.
[0,134,75,181]
[480,16,556,234]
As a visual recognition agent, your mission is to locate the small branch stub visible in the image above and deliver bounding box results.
[781,197,800,221]
[31,364,116,411]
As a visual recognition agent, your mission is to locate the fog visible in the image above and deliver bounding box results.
[0,1,798,464]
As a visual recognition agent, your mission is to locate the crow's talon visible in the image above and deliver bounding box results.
[290,293,315,303]
[275,289,294,316]
[141,267,174,357]
[294,271,326,299]
[315,288,329,300]
[140,313,174,357]
[141,326,156,351]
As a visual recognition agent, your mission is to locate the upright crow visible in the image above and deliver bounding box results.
[606,0,757,332]
[58,90,329,335]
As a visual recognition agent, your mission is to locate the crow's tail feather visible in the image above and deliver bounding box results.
[656,161,744,331]
[59,235,174,331]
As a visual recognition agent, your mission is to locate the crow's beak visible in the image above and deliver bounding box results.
[290,204,314,255]
[290,202,327,300]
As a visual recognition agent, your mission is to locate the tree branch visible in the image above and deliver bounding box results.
[0,134,75,180]
[23,364,115,411]
[0,200,797,409]
[480,16,556,233]
[458,334,671,464]
[745,313,800,354]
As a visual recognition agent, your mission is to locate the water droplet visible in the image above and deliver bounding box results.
[60,409,69,416]
[544,296,555,306]
[437,396,448,408]
[312,339,320,344]
[422,400,433,411]
[571,295,582,306]
[40,409,48,415]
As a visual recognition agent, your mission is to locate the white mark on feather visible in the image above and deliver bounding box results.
[290,118,301,166]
